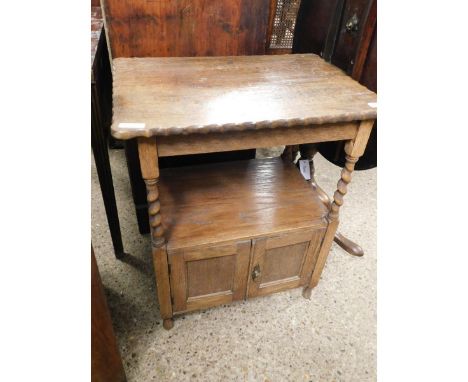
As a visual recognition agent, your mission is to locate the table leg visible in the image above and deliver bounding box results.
[137,137,174,330]
[124,140,151,234]
[303,120,373,298]
[298,144,365,257]
[92,86,125,259]
[125,143,259,236]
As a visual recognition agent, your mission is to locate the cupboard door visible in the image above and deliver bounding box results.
[247,229,325,298]
[169,241,251,314]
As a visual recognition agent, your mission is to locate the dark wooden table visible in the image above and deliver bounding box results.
[92,6,125,259]
[111,54,376,329]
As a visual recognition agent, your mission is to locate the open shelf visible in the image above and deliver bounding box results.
[159,157,329,251]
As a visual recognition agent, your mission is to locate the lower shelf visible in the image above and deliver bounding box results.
[158,157,329,315]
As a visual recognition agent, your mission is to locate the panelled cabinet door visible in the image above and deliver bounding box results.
[247,229,325,298]
[169,241,251,314]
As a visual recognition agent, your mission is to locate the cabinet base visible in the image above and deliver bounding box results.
[163,318,174,330]
[157,158,330,325]
[302,286,312,300]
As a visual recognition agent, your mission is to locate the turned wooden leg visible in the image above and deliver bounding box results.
[298,144,331,208]
[299,144,365,257]
[281,145,299,163]
[138,137,174,330]
[303,120,374,297]
[125,140,151,235]
[312,151,364,256]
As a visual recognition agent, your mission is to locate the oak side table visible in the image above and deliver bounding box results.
[111,54,377,330]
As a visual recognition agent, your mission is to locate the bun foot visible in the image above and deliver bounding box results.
[163,318,174,330]
[302,287,312,300]
[334,232,364,257]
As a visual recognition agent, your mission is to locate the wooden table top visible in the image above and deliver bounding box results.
[111,54,377,140]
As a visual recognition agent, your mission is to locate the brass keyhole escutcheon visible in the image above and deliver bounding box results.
[252,264,261,281]
[345,13,359,32]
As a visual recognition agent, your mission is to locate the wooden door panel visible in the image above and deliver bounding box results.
[169,241,251,313]
[331,0,371,74]
[293,0,377,169]
[261,241,308,283]
[187,255,236,297]
[247,229,324,298]
[265,229,314,250]
[247,236,308,297]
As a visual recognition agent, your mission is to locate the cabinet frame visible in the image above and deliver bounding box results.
[133,118,375,329]
[167,227,327,315]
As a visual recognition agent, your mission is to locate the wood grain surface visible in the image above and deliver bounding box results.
[169,240,251,314]
[292,0,339,55]
[111,54,377,139]
[91,248,126,382]
[158,157,328,251]
[91,6,103,69]
[246,229,324,298]
[101,0,270,58]
[157,122,358,157]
